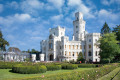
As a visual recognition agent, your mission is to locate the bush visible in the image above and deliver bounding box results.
[62,64,78,70]
[78,64,102,68]
[12,65,47,74]
[46,65,61,71]
[0,62,18,69]
[100,59,110,64]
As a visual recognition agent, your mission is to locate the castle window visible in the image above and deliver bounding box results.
[80,45,82,49]
[77,17,79,20]
[89,39,91,42]
[76,45,78,49]
[96,51,97,56]
[76,26,78,28]
[65,45,66,49]
[73,52,74,56]
[95,39,97,42]
[96,59,97,62]
[77,52,78,56]
[76,31,78,33]
[49,43,53,49]
[69,45,71,49]
[60,46,61,49]
[89,45,91,48]
[88,51,92,56]
[73,45,74,49]
[69,52,71,56]
[65,51,67,56]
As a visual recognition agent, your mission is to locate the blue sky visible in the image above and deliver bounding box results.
[0,0,120,51]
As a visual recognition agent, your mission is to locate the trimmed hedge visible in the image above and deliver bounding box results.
[62,64,78,70]
[24,63,120,80]
[46,65,61,71]
[78,64,102,68]
[12,65,47,74]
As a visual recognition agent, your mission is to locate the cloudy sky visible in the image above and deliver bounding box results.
[0,0,120,51]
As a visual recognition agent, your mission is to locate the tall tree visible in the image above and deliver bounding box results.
[99,33,120,63]
[77,52,85,62]
[113,25,120,42]
[0,30,9,51]
[101,22,111,35]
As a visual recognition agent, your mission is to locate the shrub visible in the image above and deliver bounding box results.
[100,59,110,64]
[78,64,102,68]
[62,64,78,70]
[12,65,47,74]
[46,65,61,71]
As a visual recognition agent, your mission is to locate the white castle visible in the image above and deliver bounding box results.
[40,12,100,62]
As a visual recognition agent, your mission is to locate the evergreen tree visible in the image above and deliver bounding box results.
[101,22,111,35]
[113,25,120,42]
[77,52,85,62]
[0,30,9,51]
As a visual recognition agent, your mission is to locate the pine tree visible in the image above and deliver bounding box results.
[113,25,120,42]
[101,22,111,35]
[0,30,9,51]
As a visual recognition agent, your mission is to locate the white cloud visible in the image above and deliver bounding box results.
[14,14,31,21]
[6,1,19,9]
[98,9,119,21]
[47,0,64,9]
[67,0,95,19]
[51,14,63,21]
[101,0,120,5]
[67,0,81,6]
[0,4,3,13]
[20,0,44,16]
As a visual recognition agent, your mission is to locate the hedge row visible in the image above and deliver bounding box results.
[24,63,119,80]
[62,64,78,70]
[78,64,102,68]
[12,65,47,74]
[46,65,61,71]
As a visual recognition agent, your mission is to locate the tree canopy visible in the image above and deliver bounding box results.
[99,33,120,62]
[77,52,85,62]
[0,30,9,51]
[113,25,120,42]
[101,22,111,35]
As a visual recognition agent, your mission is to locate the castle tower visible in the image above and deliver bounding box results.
[73,12,86,41]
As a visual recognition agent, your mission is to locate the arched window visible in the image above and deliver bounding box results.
[49,43,53,49]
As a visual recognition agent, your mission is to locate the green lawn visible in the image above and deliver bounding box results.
[97,67,120,80]
[0,68,93,80]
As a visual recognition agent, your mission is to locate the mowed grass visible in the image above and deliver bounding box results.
[97,67,120,80]
[0,68,93,80]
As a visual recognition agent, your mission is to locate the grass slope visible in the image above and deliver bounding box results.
[0,68,92,80]
[97,67,120,80]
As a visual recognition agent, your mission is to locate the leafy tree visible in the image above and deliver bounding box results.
[77,52,85,63]
[101,22,111,35]
[99,33,120,63]
[113,25,120,42]
[0,30,9,51]
[31,49,39,53]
